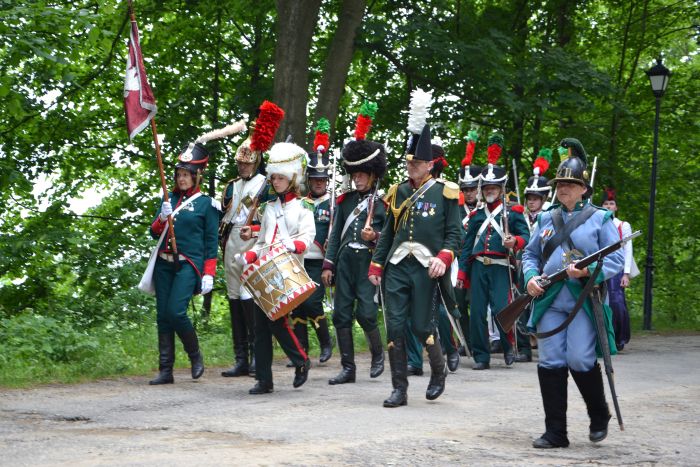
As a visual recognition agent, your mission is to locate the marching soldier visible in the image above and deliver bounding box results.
[454,130,482,356]
[235,141,315,394]
[458,134,530,370]
[601,187,635,351]
[219,101,283,378]
[288,135,334,363]
[523,138,624,448]
[515,148,553,362]
[368,124,462,408]
[321,135,387,385]
[148,141,220,385]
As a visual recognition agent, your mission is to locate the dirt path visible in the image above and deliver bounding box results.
[1,333,699,466]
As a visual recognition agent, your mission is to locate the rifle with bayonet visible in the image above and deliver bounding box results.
[496,231,641,333]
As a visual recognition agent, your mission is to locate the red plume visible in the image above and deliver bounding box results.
[354,115,372,140]
[250,101,284,152]
[486,133,504,165]
[462,140,475,167]
[533,157,550,175]
[605,187,616,201]
[313,131,329,152]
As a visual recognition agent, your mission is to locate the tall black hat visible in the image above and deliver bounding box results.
[525,148,552,198]
[406,124,433,162]
[549,137,589,187]
[479,133,507,187]
[342,140,387,178]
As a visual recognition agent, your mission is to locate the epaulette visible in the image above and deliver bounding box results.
[384,183,399,204]
[442,180,459,200]
[258,201,268,216]
[302,198,314,211]
[510,204,525,214]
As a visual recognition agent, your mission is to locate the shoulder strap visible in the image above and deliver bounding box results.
[542,204,596,264]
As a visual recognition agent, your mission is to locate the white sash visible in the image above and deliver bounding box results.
[341,196,370,238]
[473,203,504,249]
[138,192,203,295]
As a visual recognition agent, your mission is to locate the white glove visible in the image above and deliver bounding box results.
[159,201,173,222]
[234,253,247,266]
[200,275,214,295]
[282,238,296,253]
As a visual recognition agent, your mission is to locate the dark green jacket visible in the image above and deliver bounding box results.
[323,190,386,270]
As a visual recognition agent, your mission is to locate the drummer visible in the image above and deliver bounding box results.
[236,141,316,394]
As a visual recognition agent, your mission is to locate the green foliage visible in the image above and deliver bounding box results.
[0,0,698,386]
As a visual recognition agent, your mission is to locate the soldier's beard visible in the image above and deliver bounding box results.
[485,194,497,203]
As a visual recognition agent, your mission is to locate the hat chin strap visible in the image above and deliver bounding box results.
[344,148,380,167]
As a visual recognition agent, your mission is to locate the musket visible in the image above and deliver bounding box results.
[496,231,641,333]
[501,182,519,352]
[589,156,599,193]
[243,178,269,227]
[363,181,380,231]
[326,148,339,307]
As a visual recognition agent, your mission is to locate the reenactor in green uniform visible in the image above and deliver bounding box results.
[148,142,219,384]
[369,124,462,408]
[289,144,333,363]
[321,138,387,385]
[458,134,530,370]
[404,145,461,375]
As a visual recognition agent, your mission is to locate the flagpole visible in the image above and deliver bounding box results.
[128,0,181,269]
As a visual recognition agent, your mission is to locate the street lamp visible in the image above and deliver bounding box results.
[642,57,671,331]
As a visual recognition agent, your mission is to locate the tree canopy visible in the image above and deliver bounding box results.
[1,0,698,329]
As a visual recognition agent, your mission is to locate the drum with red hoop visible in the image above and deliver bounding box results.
[240,245,316,321]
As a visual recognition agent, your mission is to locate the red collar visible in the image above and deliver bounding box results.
[279,192,298,203]
[486,199,502,210]
[174,186,201,197]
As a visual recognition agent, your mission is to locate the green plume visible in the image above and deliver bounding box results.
[467,129,479,142]
[537,148,553,162]
[359,101,378,119]
[315,118,330,134]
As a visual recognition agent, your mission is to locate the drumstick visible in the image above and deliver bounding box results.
[250,232,306,254]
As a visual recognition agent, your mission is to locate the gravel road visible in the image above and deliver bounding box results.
[1,333,698,466]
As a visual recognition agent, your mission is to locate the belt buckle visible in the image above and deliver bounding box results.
[483,257,492,266]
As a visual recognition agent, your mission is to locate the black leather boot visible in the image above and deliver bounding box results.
[425,339,447,401]
[221,299,249,377]
[328,328,356,385]
[314,317,333,363]
[178,329,204,379]
[293,359,311,388]
[249,380,274,395]
[532,366,570,448]
[366,328,385,378]
[446,349,460,372]
[383,337,408,408]
[571,362,612,443]
[242,299,257,376]
[149,333,175,385]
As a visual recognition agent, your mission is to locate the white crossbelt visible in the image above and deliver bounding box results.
[473,203,504,249]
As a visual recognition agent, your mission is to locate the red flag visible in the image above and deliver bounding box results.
[123,15,157,140]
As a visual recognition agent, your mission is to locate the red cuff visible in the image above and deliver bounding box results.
[457,270,467,282]
[436,250,454,268]
[464,277,471,289]
[151,218,166,235]
[322,259,335,272]
[514,236,526,251]
[368,262,383,278]
[293,240,306,254]
[203,258,217,276]
[244,251,258,264]
[251,225,261,232]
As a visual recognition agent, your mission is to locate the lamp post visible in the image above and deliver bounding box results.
[642,57,671,331]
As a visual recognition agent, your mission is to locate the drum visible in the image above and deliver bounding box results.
[240,245,317,321]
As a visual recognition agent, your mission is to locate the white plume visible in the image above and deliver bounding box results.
[406,88,433,134]
[195,120,247,144]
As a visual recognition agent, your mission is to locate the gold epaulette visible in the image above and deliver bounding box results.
[384,183,398,204]
[442,181,459,200]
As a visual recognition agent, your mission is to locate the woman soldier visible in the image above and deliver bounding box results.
[236,142,315,394]
[148,142,220,385]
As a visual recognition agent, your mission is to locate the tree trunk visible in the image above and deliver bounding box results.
[273,0,323,145]
[313,0,367,144]
[507,0,530,181]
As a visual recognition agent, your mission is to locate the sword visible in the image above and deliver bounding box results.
[589,261,625,431]
[437,283,471,358]
[377,281,388,337]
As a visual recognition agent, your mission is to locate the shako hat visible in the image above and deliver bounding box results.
[176,120,247,174]
[458,129,481,188]
[525,147,552,198]
[479,133,507,186]
[307,118,331,179]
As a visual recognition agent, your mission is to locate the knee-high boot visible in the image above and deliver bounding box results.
[533,366,570,448]
[383,337,408,408]
[314,316,333,363]
[366,328,385,378]
[241,299,256,376]
[221,298,249,377]
[177,329,204,379]
[149,333,175,385]
[425,338,447,400]
[328,327,355,385]
[571,362,611,442]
